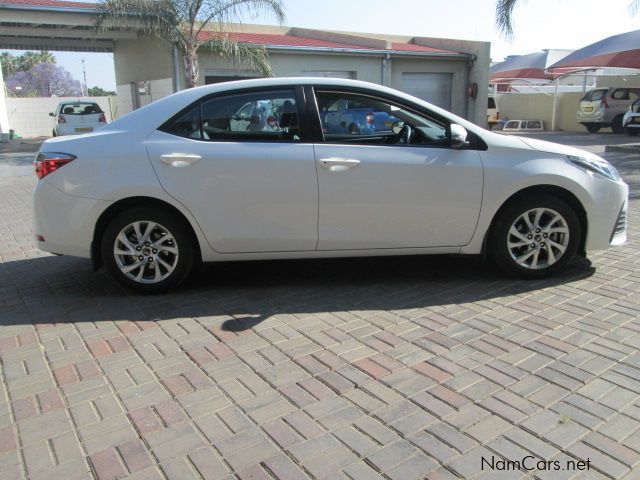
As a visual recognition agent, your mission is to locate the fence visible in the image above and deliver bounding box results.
[494,92,585,132]
[5,96,116,138]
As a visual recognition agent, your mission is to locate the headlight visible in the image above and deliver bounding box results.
[567,155,621,181]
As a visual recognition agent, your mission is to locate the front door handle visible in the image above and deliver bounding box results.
[160,153,201,167]
[318,157,361,172]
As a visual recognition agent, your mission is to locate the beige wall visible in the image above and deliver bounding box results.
[113,38,173,85]
[5,96,115,138]
[495,92,585,132]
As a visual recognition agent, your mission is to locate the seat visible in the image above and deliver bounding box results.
[279,100,299,138]
[63,107,74,114]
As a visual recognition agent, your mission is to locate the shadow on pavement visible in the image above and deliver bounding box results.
[0,253,595,330]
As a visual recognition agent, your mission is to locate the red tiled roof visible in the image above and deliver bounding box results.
[391,42,457,54]
[198,32,376,50]
[0,0,97,9]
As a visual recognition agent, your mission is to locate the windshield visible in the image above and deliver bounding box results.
[59,103,103,115]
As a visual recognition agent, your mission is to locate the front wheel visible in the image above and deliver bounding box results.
[489,195,581,278]
[101,207,196,293]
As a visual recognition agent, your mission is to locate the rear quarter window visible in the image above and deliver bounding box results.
[582,90,606,102]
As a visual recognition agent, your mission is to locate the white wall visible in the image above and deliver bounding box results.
[5,96,115,138]
[0,67,9,138]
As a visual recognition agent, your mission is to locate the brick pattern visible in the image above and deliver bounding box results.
[0,150,640,479]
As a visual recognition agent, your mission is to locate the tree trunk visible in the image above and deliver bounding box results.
[183,45,199,89]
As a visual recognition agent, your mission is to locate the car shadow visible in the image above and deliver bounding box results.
[0,254,595,330]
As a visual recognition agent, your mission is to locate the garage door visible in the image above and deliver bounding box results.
[302,71,356,79]
[401,73,452,110]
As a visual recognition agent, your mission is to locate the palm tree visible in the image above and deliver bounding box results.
[496,0,640,38]
[96,0,285,88]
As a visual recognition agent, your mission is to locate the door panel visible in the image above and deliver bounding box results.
[147,130,318,253]
[315,144,483,249]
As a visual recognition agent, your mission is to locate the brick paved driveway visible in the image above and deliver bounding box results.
[1,138,639,480]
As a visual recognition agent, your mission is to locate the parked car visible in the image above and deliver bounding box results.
[502,119,544,132]
[319,96,401,135]
[487,95,499,130]
[577,87,640,133]
[33,78,628,292]
[50,101,107,137]
[622,98,640,135]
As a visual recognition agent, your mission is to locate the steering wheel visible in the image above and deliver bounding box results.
[398,124,413,145]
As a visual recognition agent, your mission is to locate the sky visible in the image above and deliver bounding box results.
[6,0,640,90]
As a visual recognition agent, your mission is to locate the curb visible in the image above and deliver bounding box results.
[605,144,640,153]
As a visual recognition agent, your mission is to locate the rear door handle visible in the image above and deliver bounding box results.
[160,153,201,167]
[318,157,361,172]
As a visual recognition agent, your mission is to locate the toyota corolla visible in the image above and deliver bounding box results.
[33,78,628,293]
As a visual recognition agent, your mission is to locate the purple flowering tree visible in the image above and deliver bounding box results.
[6,62,82,97]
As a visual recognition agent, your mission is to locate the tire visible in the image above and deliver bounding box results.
[611,116,624,134]
[489,195,581,279]
[101,207,196,293]
[584,124,600,133]
[627,127,639,136]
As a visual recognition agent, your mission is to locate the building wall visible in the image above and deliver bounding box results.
[495,92,585,132]
[5,96,115,138]
[0,66,9,139]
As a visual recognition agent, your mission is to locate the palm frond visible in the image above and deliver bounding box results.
[495,0,520,39]
[96,0,185,45]
[200,37,274,76]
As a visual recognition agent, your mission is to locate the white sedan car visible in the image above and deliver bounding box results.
[34,78,628,293]
[50,101,107,136]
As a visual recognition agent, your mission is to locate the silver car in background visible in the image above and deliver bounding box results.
[577,87,640,133]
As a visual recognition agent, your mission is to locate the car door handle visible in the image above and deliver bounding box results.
[160,153,201,167]
[318,158,361,172]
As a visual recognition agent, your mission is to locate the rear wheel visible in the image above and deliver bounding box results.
[584,124,600,133]
[490,195,580,278]
[611,116,624,134]
[101,207,196,293]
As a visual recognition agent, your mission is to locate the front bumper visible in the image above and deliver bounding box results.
[33,179,110,258]
[584,177,629,251]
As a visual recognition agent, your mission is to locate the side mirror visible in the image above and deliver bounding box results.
[49,112,55,117]
[450,124,469,149]
[392,121,405,135]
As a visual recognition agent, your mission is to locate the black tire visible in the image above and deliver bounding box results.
[584,124,600,133]
[101,207,196,293]
[489,195,581,279]
[627,127,639,136]
[611,116,624,134]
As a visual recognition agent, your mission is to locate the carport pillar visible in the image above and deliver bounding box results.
[551,77,559,131]
[382,53,392,87]
[172,44,182,92]
[0,65,9,138]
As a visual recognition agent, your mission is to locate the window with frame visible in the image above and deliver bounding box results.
[161,89,301,142]
[315,91,450,148]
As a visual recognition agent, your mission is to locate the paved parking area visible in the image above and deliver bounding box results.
[1,134,640,480]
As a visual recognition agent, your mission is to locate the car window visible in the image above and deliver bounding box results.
[503,120,520,129]
[526,120,542,129]
[59,102,102,115]
[612,89,629,100]
[201,90,301,142]
[582,90,605,102]
[315,91,449,148]
[162,104,203,139]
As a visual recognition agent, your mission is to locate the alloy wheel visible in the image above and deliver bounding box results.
[113,221,179,284]
[506,208,570,270]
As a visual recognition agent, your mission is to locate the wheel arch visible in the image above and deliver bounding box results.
[91,196,202,270]
[482,184,588,257]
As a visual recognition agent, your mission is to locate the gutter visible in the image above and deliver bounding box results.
[264,44,470,59]
[0,4,96,13]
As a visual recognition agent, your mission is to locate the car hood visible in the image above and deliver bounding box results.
[488,133,594,158]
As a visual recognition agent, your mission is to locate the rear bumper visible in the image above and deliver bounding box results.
[33,179,110,258]
[55,124,105,136]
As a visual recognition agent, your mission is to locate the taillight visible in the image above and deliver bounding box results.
[601,98,609,109]
[366,112,375,124]
[99,113,106,123]
[34,152,76,179]
[58,115,66,123]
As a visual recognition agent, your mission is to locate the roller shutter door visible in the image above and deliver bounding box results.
[401,73,452,110]
[301,71,356,79]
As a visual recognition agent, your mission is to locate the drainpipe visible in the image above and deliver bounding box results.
[172,44,181,92]
[382,53,391,87]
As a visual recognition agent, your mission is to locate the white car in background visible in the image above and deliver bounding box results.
[50,101,107,136]
[622,98,640,136]
[33,78,628,293]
